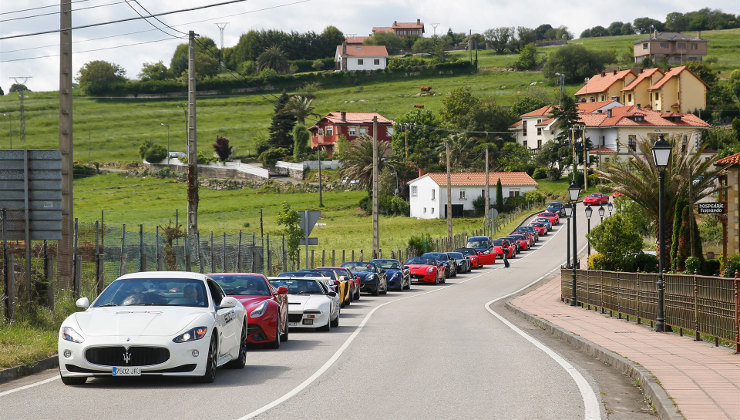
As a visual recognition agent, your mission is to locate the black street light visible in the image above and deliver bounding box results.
[652,134,672,332]
[564,203,572,269]
[598,205,605,223]
[568,181,581,306]
[160,122,170,165]
[607,202,613,216]
[584,206,592,257]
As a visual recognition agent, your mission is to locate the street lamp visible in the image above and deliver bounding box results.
[652,134,672,332]
[160,123,170,164]
[2,113,11,149]
[568,181,581,306]
[555,72,566,105]
[564,203,572,269]
[598,205,605,222]
[584,206,592,257]
[607,202,613,216]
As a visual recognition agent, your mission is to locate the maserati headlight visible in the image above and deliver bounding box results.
[250,301,268,318]
[426,267,434,273]
[173,326,208,343]
[61,326,84,343]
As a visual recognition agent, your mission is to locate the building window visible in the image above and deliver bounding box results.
[326,126,334,136]
[411,186,417,197]
[348,126,357,136]
[691,43,698,50]
[359,127,368,136]
[387,127,394,136]
[509,190,520,197]
[628,135,636,151]
[628,93,632,102]
[431,207,435,214]
[660,42,668,48]
[374,59,380,65]
[600,95,606,101]
[537,127,542,135]
[423,207,426,213]
[677,42,685,49]
[537,139,542,149]
[522,120,527,136]
[318,128,324,136]
[642,43,648,49]
[431,189,435,200]
[459,190,466,200]
[523,140,527,148]
[357,59,364,65]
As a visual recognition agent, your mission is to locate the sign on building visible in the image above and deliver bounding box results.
[697,202,726,214]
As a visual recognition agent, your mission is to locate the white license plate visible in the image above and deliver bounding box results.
[302,319,313,325]
[288,322,298,327]
[112,366,141,376]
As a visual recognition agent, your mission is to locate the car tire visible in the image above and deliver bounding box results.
[330,314,339,328]
[354,288,361,300]
[280,319,289,342]
[268,322,280,349]
[372,285,380,296]
[196,335,218,383]
[60,373,86,386]
[226,322,247,369]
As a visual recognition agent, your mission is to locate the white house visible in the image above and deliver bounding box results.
[335,43,388,71]
[408,172,538,219]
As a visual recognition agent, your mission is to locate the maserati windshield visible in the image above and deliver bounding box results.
[93,278,208,307]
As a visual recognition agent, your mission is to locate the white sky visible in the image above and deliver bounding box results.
[1,0,738,92]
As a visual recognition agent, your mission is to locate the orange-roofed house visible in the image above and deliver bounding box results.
[574,69,636,103]
[373,19,425,37]
[648,65,710,113]
[715,152,740,255]
[633,31,708,65]
[335,43,388,71]
[621,68,664,109]
[308,112,395,155]
[407,172,537,219]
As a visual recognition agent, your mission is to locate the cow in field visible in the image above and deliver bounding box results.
[414,104,424,109]
[420,86,432,92]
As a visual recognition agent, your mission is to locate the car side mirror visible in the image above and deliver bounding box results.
[219,296,238,309]
[327,291,337,297]
[403,266,409,270]
[76,297,90,309]
[277,286,288,295]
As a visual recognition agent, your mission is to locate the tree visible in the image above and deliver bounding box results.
[441,87,479,128]
[510,95,549,117]
[138,61,171,81]
[589,26,609,37]
[607,22,624,36]
[292,125,310,159]
[435,134,479,170]
[365,32,404,54]
[620,23,635,35]
[257,45,290,74]
[586,214,643,269]
[391,109,443,171]
[550,96,581,180]
[495,179,504,212]
[169,38,220,79]
[0,85,3,95]
[77,60,126,94]
[285,95,319,125]
[318,26,345,54]
[665,12,689,32]
[499,142,532,172]
[8,83,28,93]
[412,37,436,54]
[276,202,303,267]
[513,43,539,70]
[543,44,614,84]
[633,17,664,34]
[268,92,297,151]
[483,27,515,54]
[338,135,394,191]
[213,136,232,162]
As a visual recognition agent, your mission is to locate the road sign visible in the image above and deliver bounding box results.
[298,210,321,236]
[488,208,498,219]
[299,238,318,245]
[697,202,726,214]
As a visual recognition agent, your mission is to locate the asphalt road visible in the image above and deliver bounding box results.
[0,204,654,419]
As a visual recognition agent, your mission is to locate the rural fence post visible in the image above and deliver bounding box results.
[74,255,82,298]
[196,232,203,273]
[600,270,604,314]
[351,250,355,261]
[282,234,287,272]
[222,232,227,273]
[332,250,335,266]
[73,218,79,300]
[378,249,382,259]
[210,232,215,274]
[237,231,243,272]
[184,235,191,272]
[636,272,641,324]
[8,254,15,322]
[251,247,255,273]
[266,233,271,276]
[95,221,103,293]
[139,224,144,272]
[359,250,363,262]
[391,250,395,260]
[342,250,345,264]
[155,226,161,271]
[119,224,126,276]
[310,249,314,268]
[694,272,701,341]
[47,254,55,311]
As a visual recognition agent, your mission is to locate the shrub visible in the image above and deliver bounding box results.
[390,196,410,216]
[359,194,409,216]
[724,253,740,277]
[259,147,289,167]
[524,189,546,205]
[703,259,721,276]
[628,252,658,273]
[73,163,99,179]
[144,144,167,163]
[532,167,548,179]
[408,233,433,255]
[546,168,561,181]
[472,194,486,215]
[504,195,527,212]
[138,140,154,159]
[684,256,702,274]
[588,253,614,270]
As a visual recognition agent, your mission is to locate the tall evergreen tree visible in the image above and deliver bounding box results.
[495,179,504,213]
[268,91,297,152]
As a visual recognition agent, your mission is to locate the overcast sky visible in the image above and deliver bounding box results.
[1,0,738,93]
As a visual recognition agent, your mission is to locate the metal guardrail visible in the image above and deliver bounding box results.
[561,269,740,352]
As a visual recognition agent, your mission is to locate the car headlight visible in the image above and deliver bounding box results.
[173,326,208,343]
[61,326,84,343]
[426,267,434,273]
[250,301,268,318]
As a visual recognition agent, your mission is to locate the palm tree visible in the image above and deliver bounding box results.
[338,135,394,191]
[435,134,477,170]
[257,46,289,74]
[597,135,723,265]
[286,96,320,125]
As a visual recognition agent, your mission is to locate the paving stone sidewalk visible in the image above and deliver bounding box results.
[511,276,740,420]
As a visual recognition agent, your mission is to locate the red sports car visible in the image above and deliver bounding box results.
[612,192,624,199]
[505,234,530,251]
[529,222,548,236]
[454,248,481,269]
[583,193,609,206]
[464,236,497,265]
[538,212,560,225]
[493,238,516,259]
[210,273,289,348]
[404,256,445,284]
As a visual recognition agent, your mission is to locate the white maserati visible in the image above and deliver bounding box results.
[268,277,340,331]
[58,271,247,385]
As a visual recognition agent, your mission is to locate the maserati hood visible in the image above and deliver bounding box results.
[73,307,206,337]
[287,294,328,311]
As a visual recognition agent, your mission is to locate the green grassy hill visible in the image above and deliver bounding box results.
[0,29,736,163]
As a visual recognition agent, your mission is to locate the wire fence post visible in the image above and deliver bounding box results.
[282,234,287,272]
[73,218,79,298]
[237,231,243,272]
[342,250,345,264]
[266,233,271,276]
[155,226,161,271]
[209,232,215,274]
[119,224,127,276]
[139,224,145,272]
[96,221,103,293]
[196,231,203,273]
[322,249,326,266]
[222,232,227,273]
[184,233,192,272]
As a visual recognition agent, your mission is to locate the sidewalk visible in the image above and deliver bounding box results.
[509,275,740,420]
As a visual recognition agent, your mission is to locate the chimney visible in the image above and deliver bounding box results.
[417,18,420,24]
[613,70,617,75]
[393,21,397,26]
[653,29,658,38]
[601,72,606,77]
[697,30,701,39]
[342,41,347,55]
[341,111,346,121]
[636,104,641,109]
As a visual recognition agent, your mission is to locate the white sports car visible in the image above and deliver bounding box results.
[268,277,340,331]
[58,271,247,385]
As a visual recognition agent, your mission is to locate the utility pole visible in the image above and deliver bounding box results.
[404,125,408,160]
[318,146,323,207]
[58,1,74,289]
[187,30,199,247]
[468,29,472,63]
[484,146,490,235]
[431,23,439,36]
[446,141,452,248]
[9,77,31,143]
[372,116,379,259]
[582,128,587,191]
[214,22,229,69]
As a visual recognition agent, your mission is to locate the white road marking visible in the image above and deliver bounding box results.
[0,375,58,398]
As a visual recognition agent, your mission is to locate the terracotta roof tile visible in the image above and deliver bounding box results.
[337,44,388,57]
[715,152,740,166]
[312,112,394,128]
[577,100,617,113]
[509,120,522,128]
[520,105,554,117]
[392,20,424,29]
[536,117,556,126]
[575,69,635,96]
[411,172,538,187]
[589,146,617,153]
[372,27,394,33]
[577,106,710,128]
[345,36,370,44]
[622,68,664,91]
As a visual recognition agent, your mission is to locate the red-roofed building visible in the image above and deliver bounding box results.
[715,152,740,256]
[345,36,369,45]
[575,69,636,103]
[621,68,664,109]
[633,31,708,65]
[335,43,389,71]
[373,19,425,37]
[407,172,537,219]
[647,65,710,113]
[308,112,395,155]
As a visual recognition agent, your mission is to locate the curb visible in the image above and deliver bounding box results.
[504,301,683,420]
[0,356,58,385]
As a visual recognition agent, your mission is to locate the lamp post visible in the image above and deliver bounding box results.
[607,202,613,216]
[2,113,11,149]
[555,72,565,105]
[568,182,581,306]
[652,134,672,332]
[598,205,605,223]
[564,204,572,269]
[584,206,592,257]
[178,105,188,156]
[160,123,170,164]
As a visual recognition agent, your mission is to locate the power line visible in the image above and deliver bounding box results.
[122,0,181,39]
[0,37,182,63]
[0,1,126,24]
[130,0,188,36]
[0,0,88,16]
[0,0,251,41]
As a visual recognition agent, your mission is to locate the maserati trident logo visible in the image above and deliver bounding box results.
[122,351,132,364]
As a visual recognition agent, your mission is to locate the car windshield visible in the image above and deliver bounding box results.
[269,279,325,295]
[588,193,600,197]
[211,275,270,296]
[466,239,490,248]
[455,249,475,256]
[541,212,555,217]
[447,253,463,259]
[531,223,544,227]
[405,257,433,265]
[371,260,400,269]
[300,269,337,279]
[93,278,208,307]
[493,239,507,246]
[342,262,375,272]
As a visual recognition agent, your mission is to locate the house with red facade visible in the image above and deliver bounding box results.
[308,112,395,155]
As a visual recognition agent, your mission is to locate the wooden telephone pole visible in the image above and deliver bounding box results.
[372,116,379,258]
[484,146,490,235]
[187,30,199,245]
[58,0,74,288]
[446,141,452,248]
